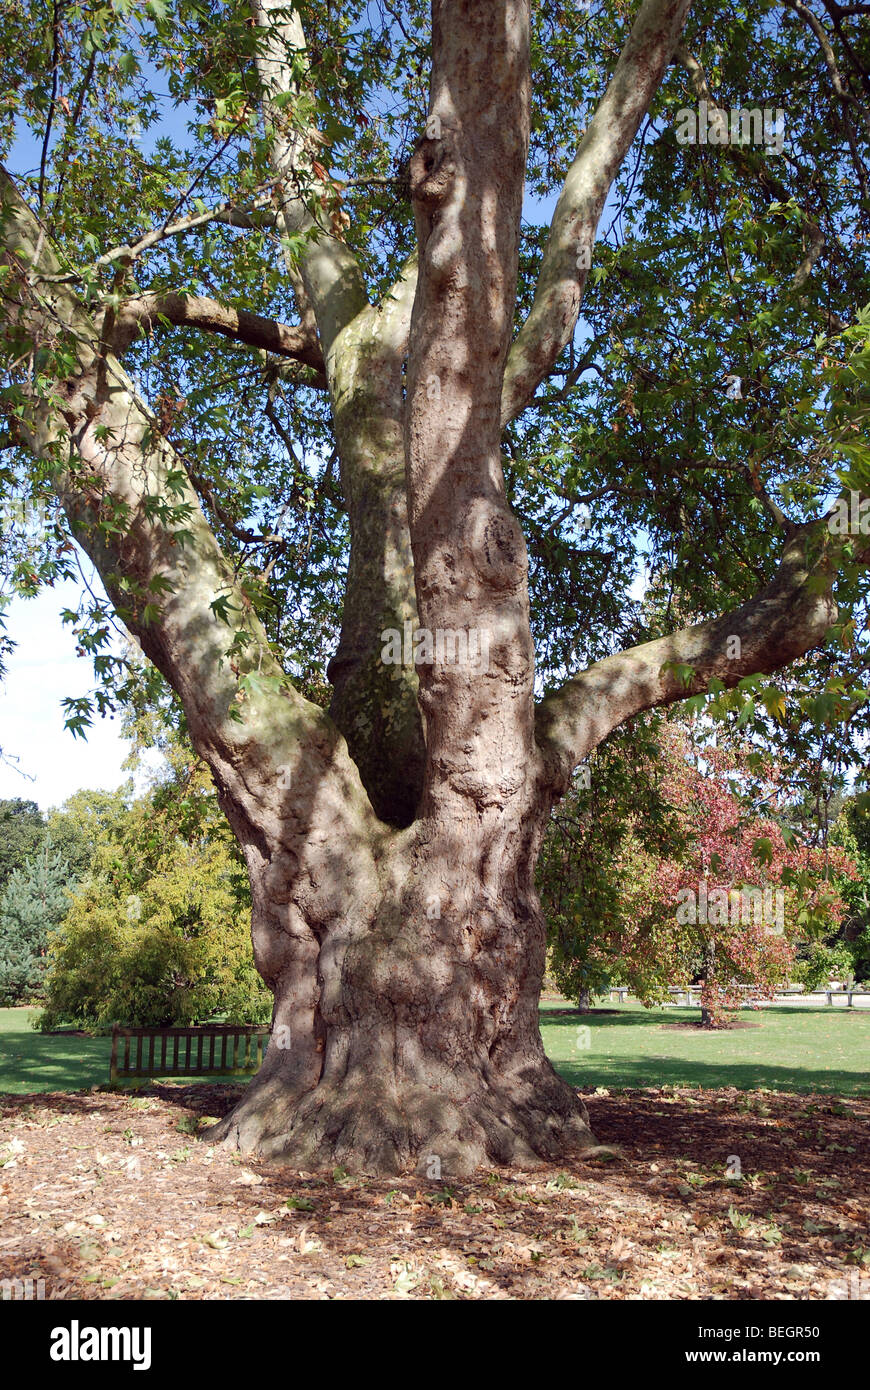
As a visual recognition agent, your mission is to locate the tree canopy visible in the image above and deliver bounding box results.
[0,839,70,1003]
[0,797,46,888]
[0,0,868,782]
[540,720,859,1019]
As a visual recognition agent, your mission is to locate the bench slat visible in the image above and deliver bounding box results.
[108,1025,270,1083]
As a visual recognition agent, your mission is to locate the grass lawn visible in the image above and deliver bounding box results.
[542,1000,870,1096]
[0,1008,112,1093]
[1,1000,868,1096]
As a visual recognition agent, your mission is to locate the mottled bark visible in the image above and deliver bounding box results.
[215,0,594,1170]
[0,168,381,1150]
[324,265,425,827]
[535,526,840,793]
[103,291,326,383]
[254,0,425,824]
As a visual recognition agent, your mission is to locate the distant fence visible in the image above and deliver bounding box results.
[605,986,868,1008]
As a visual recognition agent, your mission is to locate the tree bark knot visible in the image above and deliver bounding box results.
[469,503,526,590]
[408,135,456,209]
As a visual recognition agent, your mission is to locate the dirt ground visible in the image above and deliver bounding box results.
[1,1084,867,1300]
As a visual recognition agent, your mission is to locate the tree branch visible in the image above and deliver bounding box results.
[245,5,421,823]
[102,290,326,384]
[781,0,870,191]
[675,41,863,292]
[501,0,693,426]
[0,162,375,848]
[535,525,854,791]
[38,0,61,213]
[40,185,280,284]
[252,0,369,360]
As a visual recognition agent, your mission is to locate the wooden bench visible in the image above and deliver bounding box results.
[607,987,630,1003]
[825,989,867,1008]
[665,984,794,1008]
[109,1024,270,1086]
[665,986,701,1006]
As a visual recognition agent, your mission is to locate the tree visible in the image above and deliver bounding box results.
[654,737,854,1023]
[40,747,269,1029]
[824,801,870,983]
[539,716,694,1007]
[1,0,869,1172]
[39,836,269,1030]
[0,798,46,890]
[46,787,132,882]
[0,842,70,1004]
[541,724,855,1024]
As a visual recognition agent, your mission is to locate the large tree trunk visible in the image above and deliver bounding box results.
[201,0,707,1174]
[207,1,598,1175]
[212,801,593,1176]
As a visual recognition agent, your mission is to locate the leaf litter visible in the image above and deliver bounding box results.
[0,1083,866,1301]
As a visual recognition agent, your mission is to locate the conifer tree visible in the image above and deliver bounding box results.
[0,844,70,1004]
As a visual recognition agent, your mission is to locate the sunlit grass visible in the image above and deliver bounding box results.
[542,999,870,1096]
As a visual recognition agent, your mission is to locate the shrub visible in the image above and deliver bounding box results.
[40,838,269,1030]
[793,942,857,992]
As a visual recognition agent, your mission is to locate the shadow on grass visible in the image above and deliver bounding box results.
[0,1029,112,1092]
[551,1055,866,1094]
[542,1004,870,1026]
[0,1030,257,1095]
[543,1006,869,1094]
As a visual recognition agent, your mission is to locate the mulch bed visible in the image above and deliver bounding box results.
[658,1021,763,1031]
[0,1084,867,1300]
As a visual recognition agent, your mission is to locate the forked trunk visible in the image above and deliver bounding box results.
[208,0,596,1176]
[2,0,855,1190]
[10,0,841,1178]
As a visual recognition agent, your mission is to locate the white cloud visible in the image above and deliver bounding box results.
[629,567,649,602]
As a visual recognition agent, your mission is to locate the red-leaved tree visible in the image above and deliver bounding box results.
[543,725,857,1025]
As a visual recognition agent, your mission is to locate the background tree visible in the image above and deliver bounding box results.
[1,0,869,1172]
[814,801,870,984]
[39,735,268,1028]
[654,735,854,1023]
[45,787,129,881]
[39,833,267,1029]
[0,797,46,889]
[0,841,70,1004]
[539,715,692,1007]
[541,723,855,1023]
